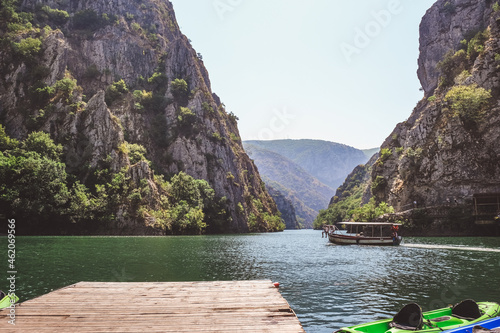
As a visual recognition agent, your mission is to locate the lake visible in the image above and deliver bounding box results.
[4,230,500,332]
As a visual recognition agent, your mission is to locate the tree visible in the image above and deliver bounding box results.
[444,84,491,122]
[40,6,69,26]
[22,131,63,161]
[168,172,216,234]
[68,181,96,221]
[351,198,394,222]
[0,151,71,217]
[177,106,195,124]
[170,172,214,208]
[0,125,18,150]
[170,201,205,234]
[105,79,128,106]
[148,72,168,87]
[54,73,79,101]
[127,143,147,164]
[14,37,42,59]
[170,78,189,103]
[0,130,102,228]
[437,50,467,88]
[0,0,33,32]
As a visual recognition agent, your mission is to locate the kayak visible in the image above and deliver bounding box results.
[442,317,500,333]
[471,326,500,333]
[335,300,500,333]
[0,291,18,309]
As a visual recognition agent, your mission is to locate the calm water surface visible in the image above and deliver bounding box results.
[3,230,500,332]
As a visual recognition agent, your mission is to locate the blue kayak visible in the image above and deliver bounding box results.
[443,317,500,333]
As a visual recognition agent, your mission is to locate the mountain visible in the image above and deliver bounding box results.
[243,140,373,228]
[0,0,282,234]
[362,148,379,159]
[265,185,300,230]
[244,143,331,228]
[319,0,500,235]
[244,139,371,190]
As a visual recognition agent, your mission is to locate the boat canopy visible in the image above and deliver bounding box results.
[334,222,402,226]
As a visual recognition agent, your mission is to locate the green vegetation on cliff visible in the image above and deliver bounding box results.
[313,162,394,228]
[437,28,489,88]
[0,0,282,234]
[0,126,226,234]
[444,84,491,122]
[313,164,368,227]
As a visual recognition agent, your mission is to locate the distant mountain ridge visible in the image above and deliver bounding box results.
[245,140,371,190]
[243,139,374,228]
[362,148,379,159]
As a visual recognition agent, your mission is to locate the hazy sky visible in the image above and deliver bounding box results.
[170,0,437,149]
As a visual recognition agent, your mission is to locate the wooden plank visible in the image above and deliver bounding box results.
[0,281,305,332]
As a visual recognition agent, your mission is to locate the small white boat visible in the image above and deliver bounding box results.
[326,222,402,246]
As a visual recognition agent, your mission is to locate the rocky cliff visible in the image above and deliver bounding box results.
[375,0,500,210]
[0,0,282,234]
[320,0,500,233]
[265,185,300,229]
[417,0,494,95]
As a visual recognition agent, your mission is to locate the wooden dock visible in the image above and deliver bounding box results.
[0,280,305,332]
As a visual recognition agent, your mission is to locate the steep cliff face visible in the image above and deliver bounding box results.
[266,185,300,229]
[373,0,500,213]
[418,0,494,95]
[0,0,281,233]
[321,0,500,233]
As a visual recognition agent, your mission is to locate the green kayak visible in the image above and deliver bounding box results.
[0,291,18,309]
[335,300,500,333]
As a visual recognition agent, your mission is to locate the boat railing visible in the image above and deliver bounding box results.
[325,222,402,238]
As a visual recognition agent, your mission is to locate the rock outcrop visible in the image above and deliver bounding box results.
[266,185,300,229]
[0,0,280,233]
[418,0,494,95]
[374,0,500,211]
[323,0,500,233]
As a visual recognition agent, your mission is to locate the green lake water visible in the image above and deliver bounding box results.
[2,230,500,332]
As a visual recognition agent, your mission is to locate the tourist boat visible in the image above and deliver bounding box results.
[0,291,18,309]
[442,316,500,333]
[334,300,500,333]
[326,222,402,246]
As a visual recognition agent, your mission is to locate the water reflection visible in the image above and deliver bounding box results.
[7,231,500,333]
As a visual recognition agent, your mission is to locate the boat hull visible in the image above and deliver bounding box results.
[328,233,401,246]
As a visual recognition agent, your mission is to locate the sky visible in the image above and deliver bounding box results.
[170,0,437,149]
